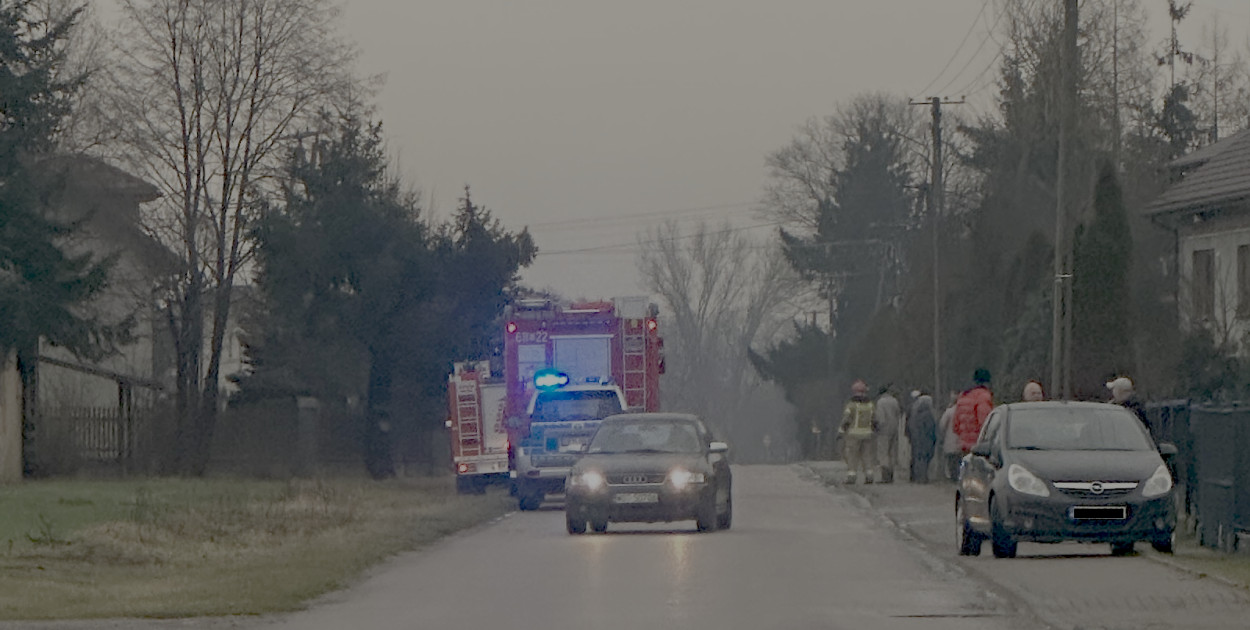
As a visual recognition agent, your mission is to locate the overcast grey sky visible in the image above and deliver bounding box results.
[95,0,1250,299]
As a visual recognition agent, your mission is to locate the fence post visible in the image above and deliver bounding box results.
[295,397,320,477]
[0,350,21,483]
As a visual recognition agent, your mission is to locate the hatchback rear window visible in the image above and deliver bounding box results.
[1006,407,1153,451]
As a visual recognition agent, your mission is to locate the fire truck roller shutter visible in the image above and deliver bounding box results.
[553,335,612,384]
[517,344,546,404]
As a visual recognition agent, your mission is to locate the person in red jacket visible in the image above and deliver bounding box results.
[953,368,994,454]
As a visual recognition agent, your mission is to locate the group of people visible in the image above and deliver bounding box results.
[836,369,1149,484]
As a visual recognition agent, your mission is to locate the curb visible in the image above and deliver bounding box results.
[1141,546,1250,592]
[797,462,1052,629]
[801,461,1250,595]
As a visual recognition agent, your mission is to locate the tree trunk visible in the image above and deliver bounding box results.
[173,287,204,475]
[363,347,396,479]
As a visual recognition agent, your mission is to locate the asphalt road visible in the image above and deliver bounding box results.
[252,465,1031,630]
[9,465,1246,630]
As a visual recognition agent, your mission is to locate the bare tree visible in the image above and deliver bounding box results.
[107,0,359,474]
[637,221,802,455]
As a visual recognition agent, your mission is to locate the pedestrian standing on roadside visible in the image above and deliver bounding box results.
[905,390,937,483]
[838,379,877,485]
[874,385,903,484]
[1022,380,1045,402]
[937,391,960,481]
[954,369,994,456]
[1107,376,1150,430]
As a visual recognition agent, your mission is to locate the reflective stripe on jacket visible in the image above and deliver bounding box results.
[841,400,876,437]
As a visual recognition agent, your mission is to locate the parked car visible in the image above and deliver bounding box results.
[956,401,1177,558]
[564,413,732,534]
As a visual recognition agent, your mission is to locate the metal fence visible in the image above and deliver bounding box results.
[32,405,163,475]
[1146,401,1250,552]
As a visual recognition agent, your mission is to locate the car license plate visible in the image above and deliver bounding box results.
[1071,506,1128,520]
[613,492,659,504]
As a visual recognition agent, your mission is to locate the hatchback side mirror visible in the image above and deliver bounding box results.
[709,441,729,454]
[1158,442,1179,458]
[971,444,992,458]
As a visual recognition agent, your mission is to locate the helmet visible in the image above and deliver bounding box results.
[851,379,868,395]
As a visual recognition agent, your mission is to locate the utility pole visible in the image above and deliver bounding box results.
[1052,0,1078,400]
[912,96,962,398]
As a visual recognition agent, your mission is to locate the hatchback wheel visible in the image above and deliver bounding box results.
[956,497,982,556]
[1110,541,1135,556]
[1152,530,1175,554]
[989,497,1017,559]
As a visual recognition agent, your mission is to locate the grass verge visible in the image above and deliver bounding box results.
[0,477,511,620]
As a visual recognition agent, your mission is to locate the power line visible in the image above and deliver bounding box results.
[917,0,993,96]
[538,220,784,256]
[952,49,1004,98]
[524,200,757,229]
[934,2,1009,98]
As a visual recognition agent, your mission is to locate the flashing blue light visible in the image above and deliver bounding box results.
[534,369,571,390]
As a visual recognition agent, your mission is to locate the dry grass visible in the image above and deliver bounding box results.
[0,477,511,620]
[1165,530,1250,589]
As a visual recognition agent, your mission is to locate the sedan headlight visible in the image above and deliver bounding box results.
[1007,464,1050,497]
[569,471,605,491]
[669,468,705,490]
[1142,464,1174,498]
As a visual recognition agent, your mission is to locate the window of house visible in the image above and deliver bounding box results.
[1193,248,1215,322]
[1239,245,1250,318]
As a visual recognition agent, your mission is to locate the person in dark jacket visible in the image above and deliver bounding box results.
[905,391,937,483]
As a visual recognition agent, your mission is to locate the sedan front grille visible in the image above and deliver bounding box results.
[1053,481,1138,498]
[607,473,666,485]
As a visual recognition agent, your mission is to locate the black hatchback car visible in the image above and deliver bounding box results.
[564,413,732,534]
[956,401,1177,558]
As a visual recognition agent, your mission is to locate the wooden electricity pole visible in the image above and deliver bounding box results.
[1052,0,1079,400]
[912,96,962,398]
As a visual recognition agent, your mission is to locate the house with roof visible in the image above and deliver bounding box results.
[1148,129,1250,346]
[34,156,176,409]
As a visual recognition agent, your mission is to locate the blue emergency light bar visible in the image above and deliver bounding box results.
[534,369,571,390]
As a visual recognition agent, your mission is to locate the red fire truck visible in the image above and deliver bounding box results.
[446,296,664,502]
[445,361,510,494]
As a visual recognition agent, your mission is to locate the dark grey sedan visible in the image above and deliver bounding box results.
[564,413,732,534]
[956,401,1177,558]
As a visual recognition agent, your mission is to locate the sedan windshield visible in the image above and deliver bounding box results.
[531,391,622,422]
[586,420,703,454]
[1006,407,1153,451]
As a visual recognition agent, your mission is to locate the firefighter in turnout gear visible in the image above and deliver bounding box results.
[839,379,878,484]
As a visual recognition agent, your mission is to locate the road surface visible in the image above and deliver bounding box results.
[255,465,1030,630]
[9,465,1247,629]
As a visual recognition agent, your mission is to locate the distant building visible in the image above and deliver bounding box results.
[34,155,174,411]
[1148,129,1250,345]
